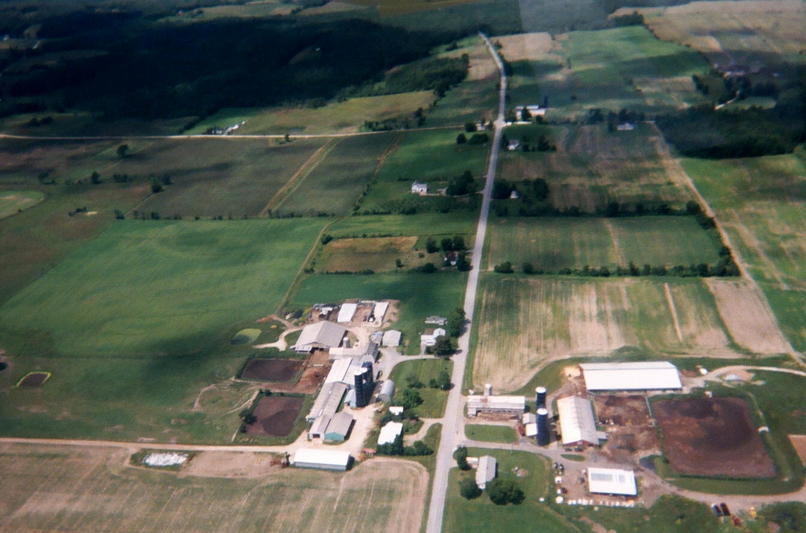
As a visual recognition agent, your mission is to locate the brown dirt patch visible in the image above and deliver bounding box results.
[789,435,806,465]
[654,397,775,478]
[18,372,49,388]
[245,396,304,437]
[240,358,302,382]
[596,395,658,463]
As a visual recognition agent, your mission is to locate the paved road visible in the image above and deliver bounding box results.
[424,32,508,533]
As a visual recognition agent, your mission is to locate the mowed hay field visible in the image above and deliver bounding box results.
[187,91,436,135]
[0,219,325,357]
[0,444,428,533]
[632,0,806,67]
[473,276,742,392]
[277,133,397,216]
[318,236,437,272]
[499,123,692,212]
[0,190,44,219]
[486,216,721,271]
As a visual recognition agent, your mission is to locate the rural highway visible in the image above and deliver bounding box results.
[424,32,508,533]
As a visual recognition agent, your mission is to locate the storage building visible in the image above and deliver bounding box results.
[324,412,354,443]
[587,467,637,496]
[476,455,497,489]
[467,395,525,416]
[378,421,404,446]
[294,321,347,353]
[308,414,332,439]
[579,361,682,391]
[378,379,395,403]
[292,449,351,471]
[372,301,389,325]
[557,395,599,447]
[382,330,402,347]
[307,381,348,422]
[337,303,357,323]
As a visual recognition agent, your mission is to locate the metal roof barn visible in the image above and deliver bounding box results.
[466,395,525,416]
[292,449,351,471]
[324,412,353,443]
[557,396,599,446]
[378,421,404,446]
[294,321,347,352]
[587,467,637,496]
[337,303,357,323]
[580,361,682,391]
[382,330,401,347]
[475,455,497,489]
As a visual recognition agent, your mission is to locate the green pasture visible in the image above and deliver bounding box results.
[486,216,722,271]
[0,219,325,357]
[464,424,518,443]
[0,190,45,219]
[359,129,488,213]
[289,272,467,354]
[231,328,261,345]
[328,212,477,240]
[443,449,578,533]
[277,133,397,216]
[389,359,453,418]
[0,111,190,136]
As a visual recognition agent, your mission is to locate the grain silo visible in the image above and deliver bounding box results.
[535,387,547,409]
[537,407,550,446]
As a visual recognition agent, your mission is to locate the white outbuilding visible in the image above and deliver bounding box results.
[378,421,404,446]
[587,467,637,496]
[579,361,682,391]
[337,303,357,323]
[466,395,525,416]
[292,449,351,471]
[382,330,402,347]
[557,395,599,447]
[476,455,497,489]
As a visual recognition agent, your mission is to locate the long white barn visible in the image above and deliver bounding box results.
[580,361,682,391]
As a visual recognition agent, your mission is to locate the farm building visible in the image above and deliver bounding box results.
[308,414,332,439]
[378,380,395,403]
[307,381,348,422]
[557,396,600,447]
[420,327,446,348]
[425,316,447,326]
[337,303,357,323]
[378,421,404,446]
[324,412,354,443]
[371,301,389,325]
[292,449,351,471]
[467,395,526,416]
[587,468,637,496]
[293,321,347,353]
[411,182,428,195]
[382,330,401,347]
[329,341,379,360]
[476,455,497,489]
[389,406,404,416]
[580,362,682,391]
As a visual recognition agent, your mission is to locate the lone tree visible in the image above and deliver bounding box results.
[116,144,129,158]
[487,478,525,505]
[456,133,467,144]
[432,335,455,356]
[453,446,470,470]
[447,307,466,337]
[460,477,482,499]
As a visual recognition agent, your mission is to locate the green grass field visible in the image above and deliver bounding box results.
[317,236,441,273]
[389,359,453,418]
[327,212,477,240]
[289,272,467,354]
[443,449,579,533]
[0,190,44,219]
[472,275,741,392]
[277,133,397,216]
[0,219,325,357]
[486,216,722,271]
[498,123,692,213]
[682,152,806,351]
[464,424,518,443]
[359,129,488,213]
[0,444,429,533]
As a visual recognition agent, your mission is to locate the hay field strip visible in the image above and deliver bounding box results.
[0,190,45,219]
[0,443,427,533]
[472,275,741,392]
[485,216,722,271]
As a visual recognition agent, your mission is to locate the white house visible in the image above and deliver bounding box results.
[420,327,446,348]
[411,182,428,195]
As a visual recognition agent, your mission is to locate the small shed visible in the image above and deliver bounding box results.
[378,421,404,446]
[324,412,354,443]
[476,455,497,489]
[292,449,351,471]
[411,182,428,195]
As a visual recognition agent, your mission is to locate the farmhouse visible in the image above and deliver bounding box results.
[420,327,446,348]
[557,395,600,447]
[467,395,526,416]
[292,448,351,471]
[411,182,428,195]
[293,321,347,353]
[579,361,682,392]
[587,467,637,496]
[324,412,354,443]
[476,455,497,489]
[378,421,404,446]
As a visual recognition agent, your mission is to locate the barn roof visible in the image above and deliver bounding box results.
[325,412,353,439]
[295,321,346,351]
[292,448,350,468]
[337,303,357,323]
[587,467,637,496]
[580,361,682,391]
[557,395,599,446]
[476,456,497,489]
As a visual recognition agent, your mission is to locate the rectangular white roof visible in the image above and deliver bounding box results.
[467,395,526,411]
[378,421,404,446]
[382,330,401,347]
[337,303,357,323]
[476,455,497,489]
[324,358,353,384]
[587,467,637,496]
[557,396,599,446]
[524,423,537,437]
[292,448,350,468]
[580,361,682,391]
[295,321,346,350]
[373,301,389,320]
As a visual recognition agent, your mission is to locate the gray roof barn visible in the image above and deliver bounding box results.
[294,321,347,352]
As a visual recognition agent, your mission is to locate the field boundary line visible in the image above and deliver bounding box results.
[259,138,341,216]
[663,282,684,342]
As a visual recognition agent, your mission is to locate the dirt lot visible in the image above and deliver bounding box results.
[595,395,658,464]
[18,372,49,388]
[789,435,806,465]
[654,397,775,478]
[245,396,304,437]
[240,358,302,382]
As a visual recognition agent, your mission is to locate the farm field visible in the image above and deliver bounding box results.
[187,91,436,135]
[472,275,747,392]
[633,0,806,68]
[0,444,428,533]
[327,212,477,240]
[389,359,453,418]
[0,190,44,219]
[0,219,326,357]
[277,133,397,216]
[359,128,488,214]
[443,449,579,533]
[289,272,467,354]
[498,123,692,213]
[464,424,518,443]
[485,216,722,271]
[0,111,191,136]
[317,236,441,273]
[682,154,806,351]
